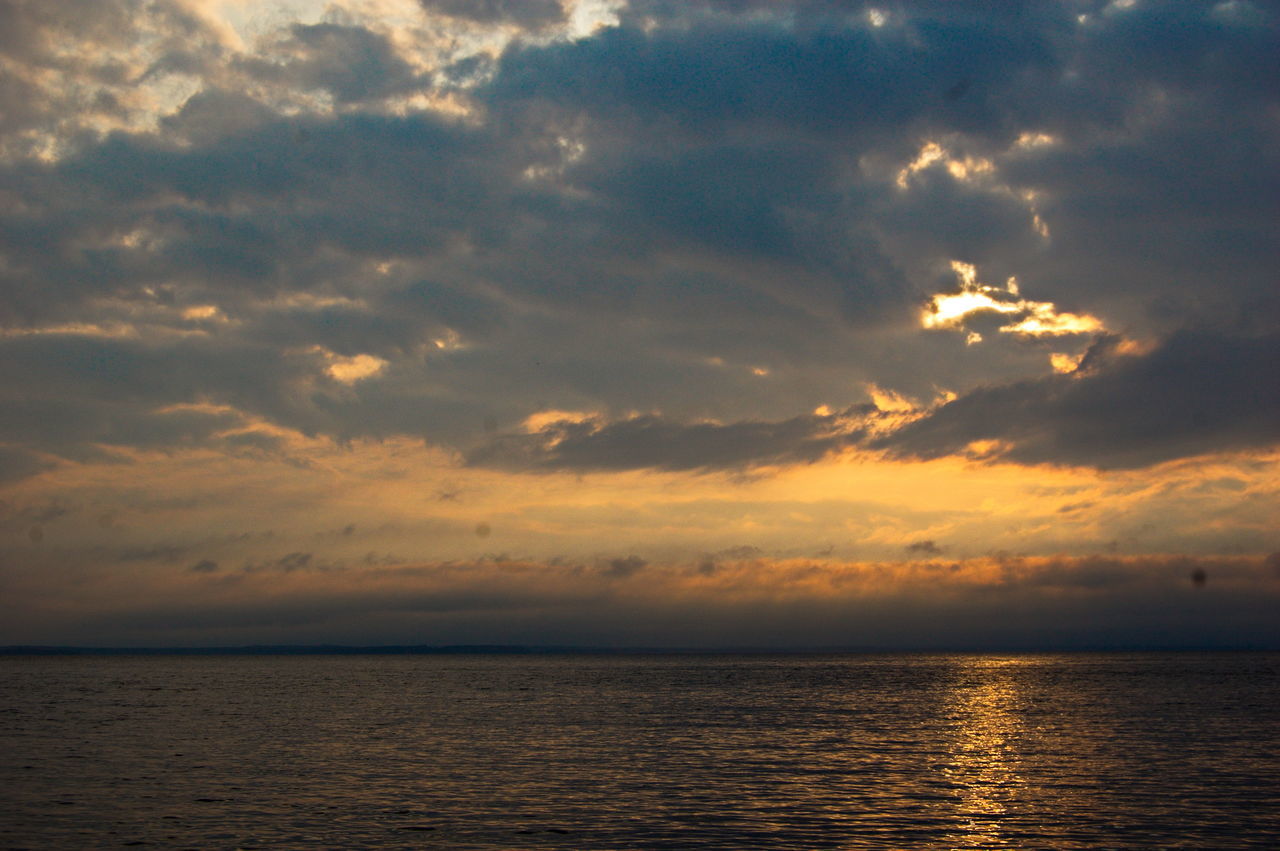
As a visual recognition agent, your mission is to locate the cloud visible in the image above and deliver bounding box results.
[877,330,1280,469]
[462,325,1280,474]
[920,261,1105,340]
[0,445,53,483]
[118,545,189,563]
[158,89,277,144]
[241,551,340,574]
[0,0,233,156]
[486,6,1059,141]
[0,497,74,531]
[467,406,875,472]
[235,23,423,105]
[906,539,942,556]
[0,0,1276,486]
[5,553,1277,648]
[419,0,566,28]
[603,555,647,578]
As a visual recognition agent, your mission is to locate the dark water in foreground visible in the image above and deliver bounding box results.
[1,653,1278,849]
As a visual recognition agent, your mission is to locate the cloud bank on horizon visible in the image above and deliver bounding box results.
[0,0,1277,646]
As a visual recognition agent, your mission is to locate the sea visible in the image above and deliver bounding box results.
[1,652,1277,849]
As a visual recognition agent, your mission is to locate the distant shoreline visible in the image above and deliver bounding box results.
[3,645,1276,656]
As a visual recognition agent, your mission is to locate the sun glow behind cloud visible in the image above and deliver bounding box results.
[923,261,1106,339]
[5,429,1277,645]
[322,351,388,384]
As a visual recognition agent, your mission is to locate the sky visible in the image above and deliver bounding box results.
[0,0,1277,649]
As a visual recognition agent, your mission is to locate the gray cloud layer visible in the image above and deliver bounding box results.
[1,0,1277,478]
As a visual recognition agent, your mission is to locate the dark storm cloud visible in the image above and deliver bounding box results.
[0,0,1277,478]
[878,330,1280,469]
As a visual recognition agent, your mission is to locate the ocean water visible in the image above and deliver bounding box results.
[1,653,1277,849]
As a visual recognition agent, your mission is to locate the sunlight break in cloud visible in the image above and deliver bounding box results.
[895,141,995,190]
[320,351,389,384]
[923,261,1106,339]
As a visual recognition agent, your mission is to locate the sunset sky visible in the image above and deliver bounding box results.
[1,0,1277,648]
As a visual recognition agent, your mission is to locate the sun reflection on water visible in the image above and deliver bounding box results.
[940,657,1030,847]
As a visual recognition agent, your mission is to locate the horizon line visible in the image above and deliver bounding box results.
[4,644,1277,656]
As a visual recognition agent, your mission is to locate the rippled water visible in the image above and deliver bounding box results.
[1,653,1277,849]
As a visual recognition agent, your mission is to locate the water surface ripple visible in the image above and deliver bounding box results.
[1,653,1277,848]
